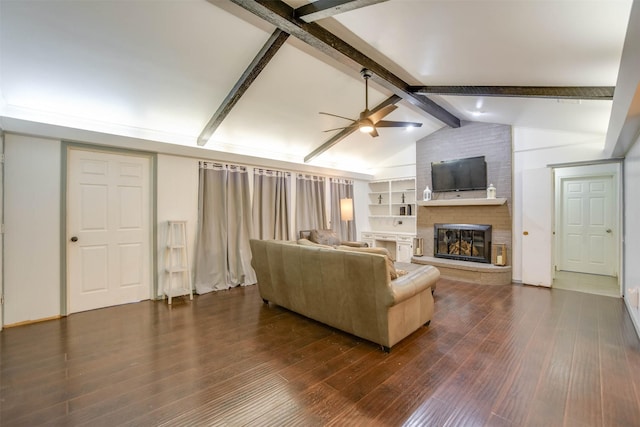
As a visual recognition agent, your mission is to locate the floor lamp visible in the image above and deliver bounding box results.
[340,198,354,240]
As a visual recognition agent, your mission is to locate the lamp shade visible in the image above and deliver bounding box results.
[340,198,354,221]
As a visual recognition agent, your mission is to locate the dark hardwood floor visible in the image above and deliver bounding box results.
[2,279,640,426]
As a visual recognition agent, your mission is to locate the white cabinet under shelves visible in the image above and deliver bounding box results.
[361,231,415,263]
[396,235,414,263]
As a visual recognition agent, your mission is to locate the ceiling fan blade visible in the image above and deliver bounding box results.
[375,120,423,128]
[323,125,355,132]
[319,112,356,121]
[368,104,397,123]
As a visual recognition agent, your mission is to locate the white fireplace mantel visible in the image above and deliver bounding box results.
[417,198,507,207]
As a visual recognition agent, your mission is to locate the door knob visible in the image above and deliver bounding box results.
[70,236,78,242]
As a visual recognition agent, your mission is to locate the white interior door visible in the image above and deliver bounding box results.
[522,168,553,287]
[67,148,151,313]
[558,175,615,276]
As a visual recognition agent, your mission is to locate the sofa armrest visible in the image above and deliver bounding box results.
[388,266,440,306]
[340,240,369,248]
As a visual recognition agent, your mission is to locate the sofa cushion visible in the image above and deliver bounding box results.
[309,229,341,246]
[297,238,335,249]
[337,245,400,280]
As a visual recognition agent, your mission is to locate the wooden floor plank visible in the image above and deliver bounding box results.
[489,291,556,425]
[597,296,640,426]
[2,280,640,426]
[564,293,604,426]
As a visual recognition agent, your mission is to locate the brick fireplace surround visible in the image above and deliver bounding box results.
[413,121,513,285]
[413,202,512,285]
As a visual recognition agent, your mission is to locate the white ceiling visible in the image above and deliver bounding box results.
[0,0,634,175]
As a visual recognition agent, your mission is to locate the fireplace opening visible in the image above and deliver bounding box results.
[434,223,492,263]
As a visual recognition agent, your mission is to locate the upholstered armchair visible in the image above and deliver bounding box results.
[299,229,368,248]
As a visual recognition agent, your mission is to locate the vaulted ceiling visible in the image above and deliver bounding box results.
[0,0,634,174]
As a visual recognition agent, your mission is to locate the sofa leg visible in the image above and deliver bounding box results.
[424,320,431,327]
[262,298,269,305]
[381,345,391,353]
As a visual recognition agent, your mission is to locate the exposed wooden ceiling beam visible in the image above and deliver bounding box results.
[226,0,461,129]
[198,29,289,146]
[295,0,389,23]
[409,86,615,100]
[304,95,401,163]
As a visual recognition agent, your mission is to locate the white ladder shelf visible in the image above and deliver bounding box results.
[164,220,193,304]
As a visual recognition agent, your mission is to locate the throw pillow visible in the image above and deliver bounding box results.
[309,229,341,246]
[297,238,334,249]
[337,245,399,280]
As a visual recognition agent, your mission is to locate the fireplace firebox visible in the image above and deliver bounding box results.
[434,223,492,263]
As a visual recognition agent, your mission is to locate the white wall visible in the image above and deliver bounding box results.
[512,127,609,282]
[370,143,416,181]
[3,122,626,324]
[353,180,369,238]
[5,134,61,325]
[254,124,617,286]
[156,155,199,298]
[2,126,374,324]
[624,136,640,334]
[372,126,611,282]
[0,131,4,330]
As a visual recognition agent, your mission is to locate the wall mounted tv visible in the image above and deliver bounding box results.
[431,156,487,192]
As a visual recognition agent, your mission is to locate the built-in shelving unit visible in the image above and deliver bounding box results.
[417,198,507,207]
[368,178,417,218]
[365,178,417,262]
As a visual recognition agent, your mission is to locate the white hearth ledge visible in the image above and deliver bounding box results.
[417,198,507,207]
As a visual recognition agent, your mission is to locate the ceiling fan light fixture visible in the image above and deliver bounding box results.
[359,119,374,133]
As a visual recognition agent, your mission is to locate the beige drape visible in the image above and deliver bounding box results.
[252,168,291,240]
[296,174,326,236]
[194,162,256,294]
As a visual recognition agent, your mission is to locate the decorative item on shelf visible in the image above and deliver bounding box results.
[487,183,496,199]
[407,204,412,216]
[401,193,405,203]
[423,185,432,201]
[378,194,383,204]
[495,243,507,266]
[399,206,406,216]
[413,237,424,257]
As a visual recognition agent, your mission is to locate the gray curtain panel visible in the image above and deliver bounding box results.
[330,178,356,241]
[226,166,256,287]
[296,174,327,236]
[252,169,291,240]
[194,162,256,294]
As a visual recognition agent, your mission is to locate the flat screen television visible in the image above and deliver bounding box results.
[431,156,487,192]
